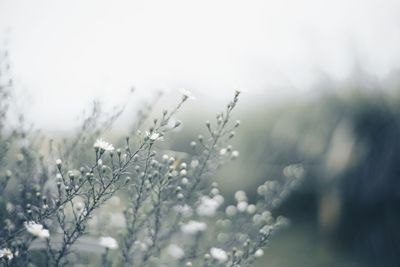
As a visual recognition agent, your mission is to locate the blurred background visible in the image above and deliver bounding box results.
[1,0,400,266]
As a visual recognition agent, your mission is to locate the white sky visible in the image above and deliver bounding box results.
[1,0,400,130]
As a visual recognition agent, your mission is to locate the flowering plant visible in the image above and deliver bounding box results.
[0,53,303,266]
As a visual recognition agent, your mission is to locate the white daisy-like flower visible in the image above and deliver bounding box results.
[179,89,196,100]
[94,138,114,152]
[145,131,164,142]
[210,247,228,263]
[219,148,227,155]
[167,244,185,259]
[24,221,50,238]
[99,236,118,250]
[0,248,13,260]
[254,248,264,258]
[181,220,207,235]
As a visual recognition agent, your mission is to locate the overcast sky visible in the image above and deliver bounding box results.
[1,0,400,130]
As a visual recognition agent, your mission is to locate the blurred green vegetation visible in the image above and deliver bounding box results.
[237,90,400,267]
[169,85,400,267]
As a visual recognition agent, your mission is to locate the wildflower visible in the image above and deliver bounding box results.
[234,190,247,202]
[254,248,264,258]
[237,201,248,212]
[231,150,240,159]
[190,141,196,148]
[56,159,62,166]
[99,236,118,250]
[162,154,169,162]
[24,221,50,238]
[210,188,219,196]
[0,248,13,260]
[196,195,223,217]
[179,89,196,101]
[246,204,257,214]
[257,184,268,195]
[181,220,207,235]
[225,205,237,217]
[94,138,114,152]
[181,177,189,185]
[167,244,185,259]
[210,247,228,263]
[145,131,164,142]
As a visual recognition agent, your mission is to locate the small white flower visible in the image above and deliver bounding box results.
[234,190,247,202]
[179,89,196,100]
[181,220,207,235]
[225,205,237,217]
[56,159,62,166]
[237,201,248,212]
[219,148,227,155]
[167,244,185,259]
[246,204,257,214]
[180,162,187,169]
[254,248,264,258]
[99,236,118,250]
[231,150,240,159]
[210,188,219,196]
[0,248,13,260]
[196,195,223,217]
[145,131,164,142]
[181,177,189,185]
[24,221,50,238]
[210,247,228,263]
[94,138,114,151]
[257,185,268,195]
